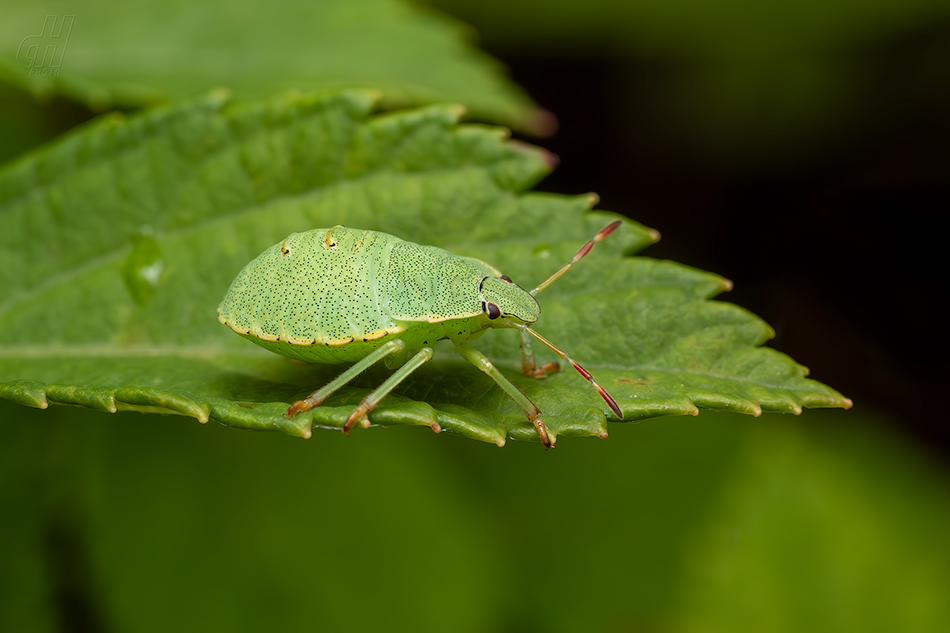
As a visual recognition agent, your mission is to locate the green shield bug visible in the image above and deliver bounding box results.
[217,222,623,446]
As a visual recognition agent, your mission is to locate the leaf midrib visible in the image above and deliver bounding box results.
[0,343,815,395]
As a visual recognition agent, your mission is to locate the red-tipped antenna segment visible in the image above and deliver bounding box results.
[521,326,624,420]
[531,220,621,297]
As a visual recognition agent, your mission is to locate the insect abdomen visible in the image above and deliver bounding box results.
[219,228,401,347]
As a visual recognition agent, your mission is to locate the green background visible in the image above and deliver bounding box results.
[2,0,947,630]
[5,405,947,632]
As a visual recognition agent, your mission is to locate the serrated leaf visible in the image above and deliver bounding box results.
[0,0,542,132]
[0,89,850,445]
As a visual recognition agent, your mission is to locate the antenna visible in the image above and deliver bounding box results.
[530,220,621,296]
[520,325,624,420]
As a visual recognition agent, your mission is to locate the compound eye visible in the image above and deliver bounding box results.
[485,302,502,320]
[499,275,512,283]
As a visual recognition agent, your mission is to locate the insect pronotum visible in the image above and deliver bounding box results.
[217,222,623,446]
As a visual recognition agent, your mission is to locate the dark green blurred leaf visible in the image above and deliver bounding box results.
[0,89,849,445]
[0,0,543,132]
[2,406,945,631]
[670,411,950,632]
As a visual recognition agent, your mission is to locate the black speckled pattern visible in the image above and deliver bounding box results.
[218,226,516,347]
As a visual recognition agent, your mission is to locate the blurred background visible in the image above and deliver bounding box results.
[2,0,948,631]
[428,0,950,457]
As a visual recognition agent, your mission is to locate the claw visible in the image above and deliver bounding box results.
[287,398,314,418]
[343,408,366,435]
[532,417,554,448]
[524,360,561,379]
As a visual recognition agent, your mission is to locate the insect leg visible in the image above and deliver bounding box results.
[344,347,435,434]
[454,344,553,448]
[518,329,560,378]
[287,338,406,418]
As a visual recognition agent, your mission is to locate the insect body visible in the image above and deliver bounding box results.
[217,223,623,446]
